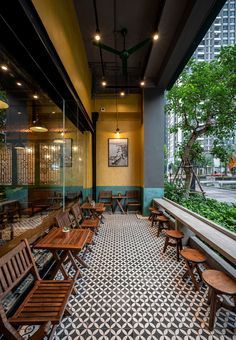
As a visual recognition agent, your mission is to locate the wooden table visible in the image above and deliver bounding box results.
[112,195,127,214]
[34,227,90,292]
[81,202,104,218]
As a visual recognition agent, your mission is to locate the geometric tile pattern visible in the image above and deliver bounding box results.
[20,214,236,339]
[0,215,43,245]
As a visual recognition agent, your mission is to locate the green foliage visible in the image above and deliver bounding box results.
[164,182,236,233]
[166,45,236,179]
[212,141,235,164]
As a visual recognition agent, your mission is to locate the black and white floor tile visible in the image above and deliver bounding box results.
[23,214,235,339]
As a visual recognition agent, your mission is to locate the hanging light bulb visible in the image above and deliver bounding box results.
[94,31,101,42]
[115,94,120,136]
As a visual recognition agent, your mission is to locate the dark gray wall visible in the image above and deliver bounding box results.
[143,89,164,188]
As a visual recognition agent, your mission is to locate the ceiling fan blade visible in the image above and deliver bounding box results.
[126,38,151,55]
[93,42,120,56]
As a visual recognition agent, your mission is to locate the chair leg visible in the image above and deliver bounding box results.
[151,215,155,228]
[163,236,169,253]
[208,290,217,331]
[176,241,180,261]
[157,222,163,237]
[184,259,199,291]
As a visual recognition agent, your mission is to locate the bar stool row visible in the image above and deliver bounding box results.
[149,205,236,331]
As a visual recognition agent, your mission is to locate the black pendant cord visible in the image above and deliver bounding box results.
[93,0,105,78]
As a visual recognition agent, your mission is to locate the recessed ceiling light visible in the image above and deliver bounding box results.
[17,111,22,115]
[120,91,125,97]
[16,82,22,86]
[140,81,145,86]
[153,33,159,41]
[1,65,8,71]
[33,94,39,99]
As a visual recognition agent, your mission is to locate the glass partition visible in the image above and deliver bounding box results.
[0,51,84,245]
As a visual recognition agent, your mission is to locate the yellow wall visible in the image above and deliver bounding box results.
[32,0,92,115]
[94,95,142,187]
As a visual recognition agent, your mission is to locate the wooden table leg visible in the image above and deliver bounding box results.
[51,250,69,280]
[117,199,125,214]
[73,252,89,268]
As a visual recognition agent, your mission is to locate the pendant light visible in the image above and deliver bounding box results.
[115,94,120,136]
[14,132,25,150]
[0,91,9,109]
[29,102,48,132]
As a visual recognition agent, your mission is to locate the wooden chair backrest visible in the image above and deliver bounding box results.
[126,190,140,199]
[99,191,112,200]
[0,239,39,300]
[71,203,83,226]
[55,211,73,229]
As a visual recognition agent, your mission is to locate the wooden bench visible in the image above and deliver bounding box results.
[154,198,236,266]
[0,239,74,340]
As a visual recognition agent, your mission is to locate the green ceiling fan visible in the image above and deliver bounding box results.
[94,28,151,76]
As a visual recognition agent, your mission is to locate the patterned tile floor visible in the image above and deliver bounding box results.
[25,214,235,339]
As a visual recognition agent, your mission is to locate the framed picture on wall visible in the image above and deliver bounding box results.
[108,138,128,167]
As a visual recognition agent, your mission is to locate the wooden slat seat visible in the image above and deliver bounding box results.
[81,218,99,230]
[9,280,73,324]
[0,239,74,340]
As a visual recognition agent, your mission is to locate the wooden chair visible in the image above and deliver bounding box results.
[0,239,74,340]
[202,269,236,330]
[71,203,99,235]
[98,191,113,212]
[125,190,141,213]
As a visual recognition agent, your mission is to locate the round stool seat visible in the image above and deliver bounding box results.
[156,215,169,222]
[165,229,183,239]
[180,248,206,263]
[202,269,236,295]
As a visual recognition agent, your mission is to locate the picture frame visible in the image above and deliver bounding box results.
[108,138,128,167]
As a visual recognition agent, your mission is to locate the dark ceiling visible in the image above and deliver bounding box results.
[75,0,226,95]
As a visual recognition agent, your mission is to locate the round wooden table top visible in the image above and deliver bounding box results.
[202,269,236,295]
[156,215,169,222]
[165,229,184,239]
[180,248,207,263]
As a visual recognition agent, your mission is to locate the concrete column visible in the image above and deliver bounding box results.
[142,89,165,215]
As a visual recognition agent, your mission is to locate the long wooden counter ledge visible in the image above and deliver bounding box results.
[154,198,236,265]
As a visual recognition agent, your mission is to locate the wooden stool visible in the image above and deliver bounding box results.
[202,269,236,331]
[163,229,184,261]
[155,215,169,236]
[180,248,207,291]
[150,208,163,226]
